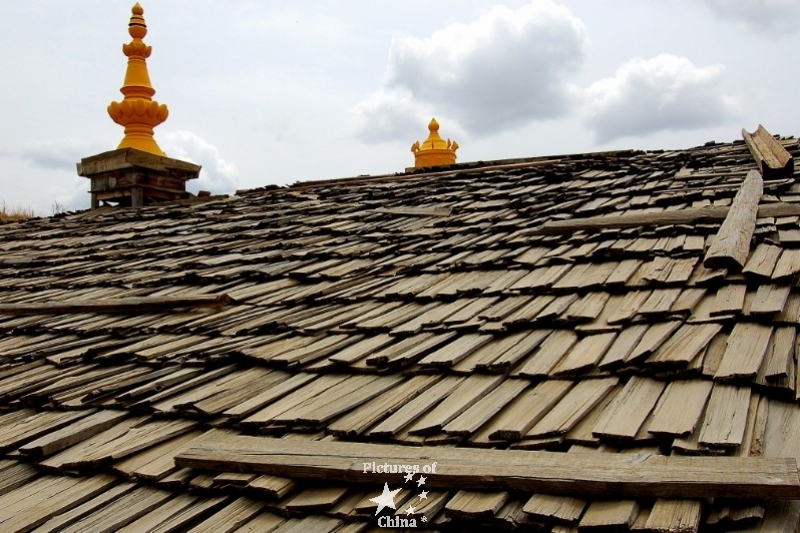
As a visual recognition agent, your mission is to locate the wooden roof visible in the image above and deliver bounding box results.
[1,135,800,531]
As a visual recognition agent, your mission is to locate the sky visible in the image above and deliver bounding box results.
[2,0,800,215]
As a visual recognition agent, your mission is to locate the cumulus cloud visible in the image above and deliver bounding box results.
[355,0,588,142]
[159,130,239,195]
[354,88,458,144]
[582,54,738,143]
[700,0,800,36]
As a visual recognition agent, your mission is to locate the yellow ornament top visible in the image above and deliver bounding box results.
[107,3,169,155]
[411,118,458,168]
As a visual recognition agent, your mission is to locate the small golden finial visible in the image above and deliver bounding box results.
[410,118,458,168]
[107,3,168,155]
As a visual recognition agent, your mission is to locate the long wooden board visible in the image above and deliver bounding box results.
[0,295,230,315]
[704,170,763,269]
[526,201,800,236]
[175,435,800,499]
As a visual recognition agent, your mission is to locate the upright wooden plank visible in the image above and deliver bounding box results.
[748,284,791,315]
[698,384,751,448]
[514,330,578,378]
[407,375,503,435]
[486,380,573,440]
[598,324,647,370]
[715,323,773,381]
[176,434,800,499]
[527,378,618,438]
[711,284,747,315]
[646,324,722,368]
[647,380,714,437]
[522,493,585,524]
[184,497,265,533]
[443,379,530,436]
[772,249,800,280]
[552,332,617,376]
[592,377,665,440]
[704,170,763,269]
[626,321,682,364]
[367,377,463,438]
[327,375,438,437]
[579,500,639,531]
[418,334,493,368]
[742,243,781,278]
[762,327,795,381]
[444,490,509,520]
[644,499,702,533]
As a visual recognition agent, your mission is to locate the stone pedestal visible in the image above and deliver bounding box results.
[77,148,200,208]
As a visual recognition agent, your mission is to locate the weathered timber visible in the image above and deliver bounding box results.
[704,170,763,269]
[175,435,800,499]
[0,295,230,315]
[742,125,794,179]
[526,201,800,236]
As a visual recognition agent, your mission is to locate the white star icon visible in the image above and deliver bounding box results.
[404,472,414,483]
[369,483,401,516]
[406,505,416,515]
[421,516,428,522]
[419,490,429,500]
[417,475,426,487]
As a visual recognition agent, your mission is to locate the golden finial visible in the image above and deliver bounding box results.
[411,118,458,168]
[107,3,169,155]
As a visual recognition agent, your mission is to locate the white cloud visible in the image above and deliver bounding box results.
[582,54,738,143]
[353,88,457,145]
[159,130,239,195]
[700,0,800,36]
[355,0,588,141]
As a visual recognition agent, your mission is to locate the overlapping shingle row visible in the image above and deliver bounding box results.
[0,137,799,531]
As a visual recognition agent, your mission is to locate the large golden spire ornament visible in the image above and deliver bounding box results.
[107,3,168,155]
[411,118,458,168]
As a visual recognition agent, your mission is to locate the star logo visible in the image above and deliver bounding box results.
[406,505,416,515]
[369,483,401,516]
[404,472,414,483]
[419,490,428,500]
[417,475,426,487]
[421,516,428,523]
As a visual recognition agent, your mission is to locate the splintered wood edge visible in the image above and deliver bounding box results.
[175,435,800,500]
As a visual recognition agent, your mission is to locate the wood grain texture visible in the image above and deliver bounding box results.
[742,125,794,178]
[175,434,800,499]
[527,202,800,235]
[704,170,763,269]
[0,295,230,315]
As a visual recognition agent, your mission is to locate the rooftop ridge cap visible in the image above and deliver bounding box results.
[281,147,651,193]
